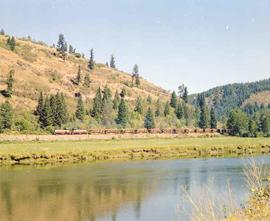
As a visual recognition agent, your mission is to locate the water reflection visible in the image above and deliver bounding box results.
[0,157,269,221]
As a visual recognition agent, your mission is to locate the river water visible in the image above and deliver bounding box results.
[0,156,269,221]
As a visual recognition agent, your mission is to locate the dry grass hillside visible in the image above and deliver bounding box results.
[242,90,270,106]
[0,35,169,114]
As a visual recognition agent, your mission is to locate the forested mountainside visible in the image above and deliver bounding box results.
[0,32,197,133]
[190,79,270,119]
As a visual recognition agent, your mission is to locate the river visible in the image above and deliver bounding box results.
[0,156,269,221]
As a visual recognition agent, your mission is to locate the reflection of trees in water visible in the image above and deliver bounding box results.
[0,166,157,221]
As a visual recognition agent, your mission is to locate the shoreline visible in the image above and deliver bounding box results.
[0,136,270,165]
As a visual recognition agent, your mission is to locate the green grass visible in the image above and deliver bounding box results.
[0,137,269,154]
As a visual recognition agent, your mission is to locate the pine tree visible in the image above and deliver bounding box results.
[113,90,121,110]
[0,101,13,131]
[83,73,91,87]
[57,34,66,52]
[0,28,5,35]
[105,62,109,67]
[69,45,75,54]
[110,55,116,68]
[102,99,114,127]
[102,85,112,103]
[170,91,177,109]
[91,88,103,120]
[75,65,81,85]
[75,96,85,121]
[164,102,170,117]
[183,87,188,103]
[176,102,184,119]
[49,95,58,126]
[197,94,209,129]
[88,48,95,70]
[178,84,188,103]
[132,64,140,87]
[210,108,217,129]
[155,98,162,117]
[41,97,53,128]
[36,92,44,124]
[144,107,155,129]
[6,70,14,97]
[116,98,128,127]
[9,36,16,51]
[134,96,144,115]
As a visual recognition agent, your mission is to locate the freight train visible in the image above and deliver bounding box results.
[54,128,228,135]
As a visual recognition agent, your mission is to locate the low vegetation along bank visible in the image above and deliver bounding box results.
[0,137,269,164]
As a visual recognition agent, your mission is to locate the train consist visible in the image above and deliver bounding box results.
[54,128,227,135]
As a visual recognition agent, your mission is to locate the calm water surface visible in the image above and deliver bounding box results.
[0,156,269,221]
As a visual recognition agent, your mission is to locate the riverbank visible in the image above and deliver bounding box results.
[0,136,270,164]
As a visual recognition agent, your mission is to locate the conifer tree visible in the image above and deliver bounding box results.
[41,97,53,128]
[9,36,16,51]
[91,88,103,120]
[88,48,95,70]
[176,102,184,119]
[102,85,112,103]
[178,84,188,103]
[164,102,170,117]
[36,92,44,122]
[198,94,208,129]
[83,73,91,88]
[144,107,155,129]
[68,45,75,54]
[113,90,121,110]
[170,91,177,109]
[155,98,162,117]
[6,70,14,97]
[110,55,116,69]
[57,34,66,52]
[0,101,13,131]
[0,28,5,35]
[102,98,114,127]
[49,95,58,126]
[116,98,128,127]
[134,96,144,115]
[75,65,81,85]
[105,62,109,67]
[55,92,68,126]
[210,108,217,129]
[132,64,140,86]
[75,96,85,121]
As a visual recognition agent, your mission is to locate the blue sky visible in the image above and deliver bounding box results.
[1,0,270,93]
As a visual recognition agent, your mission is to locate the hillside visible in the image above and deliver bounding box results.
[190,79,270,118]
[0,35,169,115]
[242,90,270,106]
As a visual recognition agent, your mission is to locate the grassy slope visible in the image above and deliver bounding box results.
[0,35,169,114]
[242,90,270,106]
